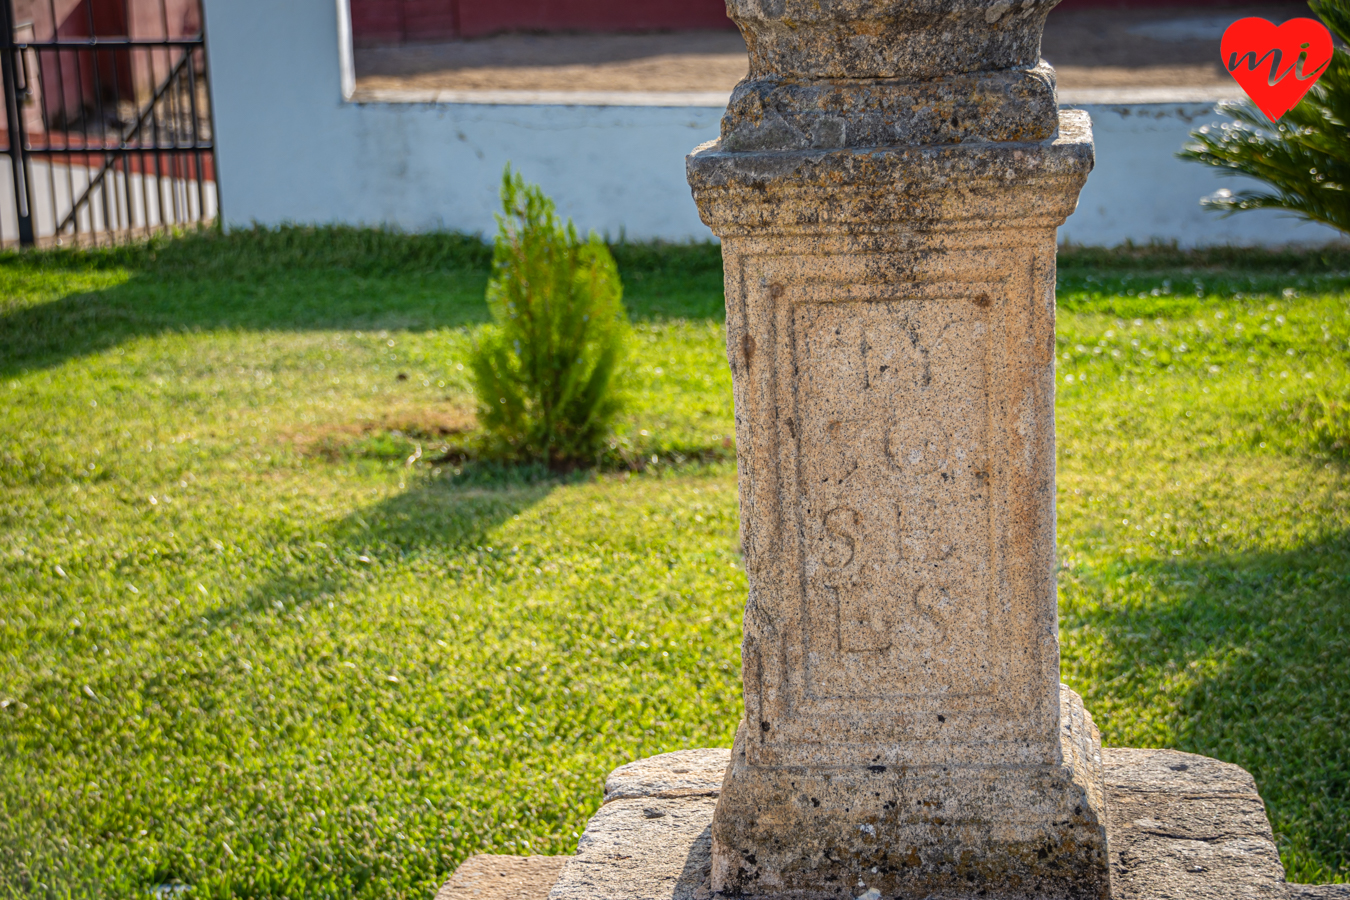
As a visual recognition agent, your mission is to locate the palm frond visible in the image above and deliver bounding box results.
[1179,3,1350,236]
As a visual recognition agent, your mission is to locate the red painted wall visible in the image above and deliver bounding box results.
[1055,0,1302,7]
[349,0,1307,44]
[350,0,734,45]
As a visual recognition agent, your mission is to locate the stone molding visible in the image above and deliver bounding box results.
[726,0,1060,80]
[719,64,1058,152]
[689,110,1093,235]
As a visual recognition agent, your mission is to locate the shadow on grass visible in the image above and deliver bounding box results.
[0,468,567,899]
[0,226,726,377]
[7,230,1349,377]
[0,228,494,377]
[193,469,567,634]
[1063,529,1350,883]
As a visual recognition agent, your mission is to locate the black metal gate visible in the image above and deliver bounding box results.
[0,0,215,248]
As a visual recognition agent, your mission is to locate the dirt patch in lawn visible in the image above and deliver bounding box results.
[291,407,477,463]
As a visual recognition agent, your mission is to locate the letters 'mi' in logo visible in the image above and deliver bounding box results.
[1221,17,1335,119]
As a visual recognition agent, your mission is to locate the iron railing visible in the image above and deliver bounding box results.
[0,0,216,247]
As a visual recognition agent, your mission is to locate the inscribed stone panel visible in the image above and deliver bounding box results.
[794,299,993,701]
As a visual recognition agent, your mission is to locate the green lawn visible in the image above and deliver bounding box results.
[0,231,1346,898]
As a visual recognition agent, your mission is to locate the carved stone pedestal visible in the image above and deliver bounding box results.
[711,688,1104,899]
[686,111,1100,898]
[543,748,1299,900]
[682,1,1104,897]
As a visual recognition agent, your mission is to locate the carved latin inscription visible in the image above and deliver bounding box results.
[795,299,993,699]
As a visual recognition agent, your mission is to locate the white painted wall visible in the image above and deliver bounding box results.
[1061,100,1342,247]
[202,0,1343,247]
[202,0,720,241]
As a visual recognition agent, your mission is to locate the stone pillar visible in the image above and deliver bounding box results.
[687,2,1104,899]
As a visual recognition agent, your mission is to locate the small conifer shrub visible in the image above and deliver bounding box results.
[1179,0,1350,235]
[468,167,628,467]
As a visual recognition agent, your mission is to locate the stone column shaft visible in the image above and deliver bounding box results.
[687,3,1107,898]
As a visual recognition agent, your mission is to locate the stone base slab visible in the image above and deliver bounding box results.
[1105,748,1288,900]
[435,854,568,900]
[544,747,1308,900]
[707,688,1109,899]
[1288,888,1350,900]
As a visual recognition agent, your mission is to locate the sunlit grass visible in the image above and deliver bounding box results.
[0,230,1346,898]
[1054,251,1350,884]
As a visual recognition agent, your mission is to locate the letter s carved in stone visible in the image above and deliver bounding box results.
[821,507,860,568]
[907,583,951,646]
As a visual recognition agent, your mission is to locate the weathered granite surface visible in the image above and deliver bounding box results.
[709,688,1107,899]
[1288,887,1350,899]
[1104,749,1288,900]
[727,0,1059,80]
[689,101,1098,895]
[435,854,568,900]
[686,120,1095,770]
[688,0,1101,893]
[547,747,1308,900]
[605,748,730,804]
[548,794,719,900]
[719,64,1058,151]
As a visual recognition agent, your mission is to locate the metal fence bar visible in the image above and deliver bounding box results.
[45,0,74,236]
[56,47,195,233]
[0,0,34,244]
[13,38,208,48]
[141,43,158,229]
[34,142,212,154]
[186,45,203,221]
[0,0,215,248]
